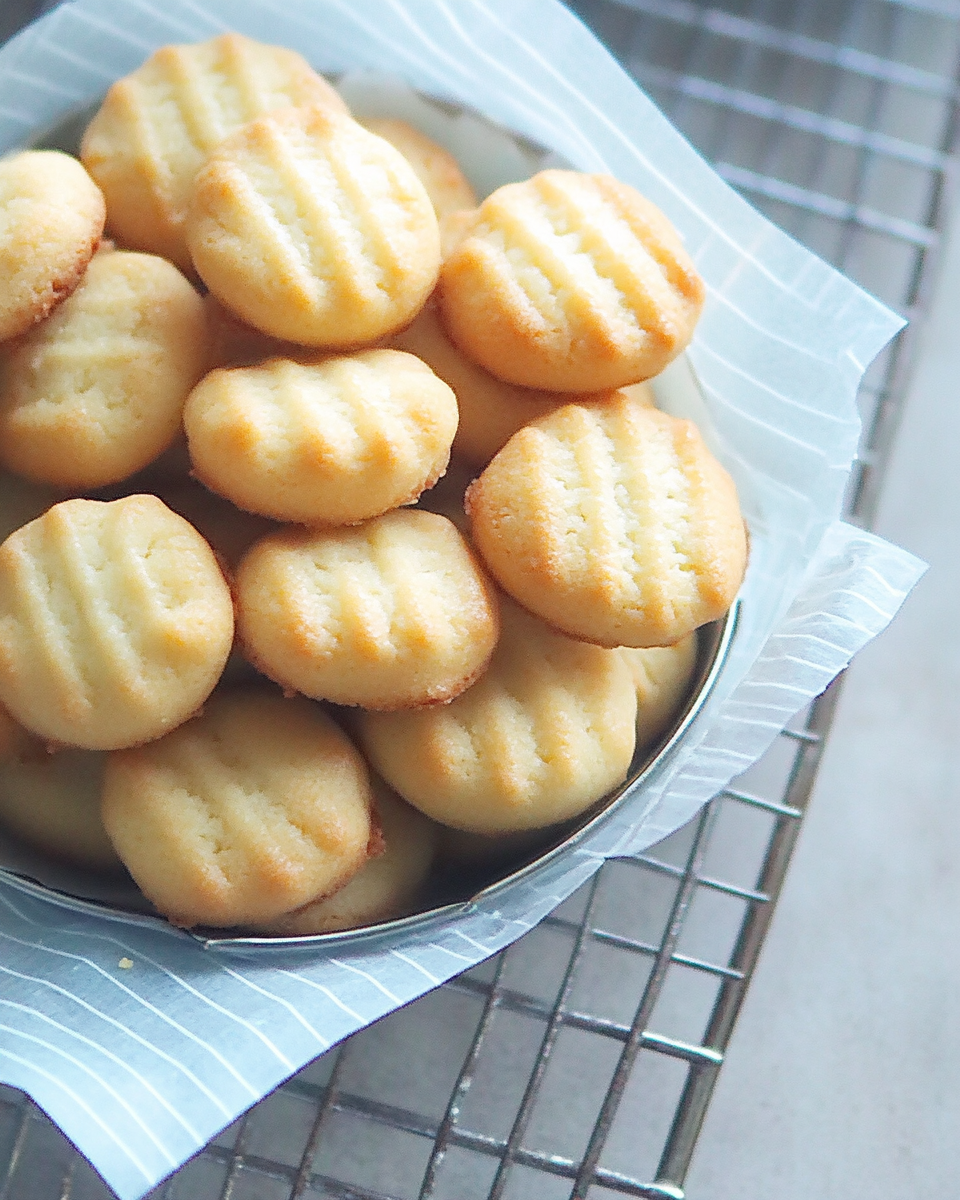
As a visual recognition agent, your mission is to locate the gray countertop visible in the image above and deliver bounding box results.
[688,159,960,1199]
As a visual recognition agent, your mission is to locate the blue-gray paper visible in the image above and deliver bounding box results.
[0,1,925,1196]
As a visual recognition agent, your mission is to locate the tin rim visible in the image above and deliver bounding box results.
[0,600,739,953]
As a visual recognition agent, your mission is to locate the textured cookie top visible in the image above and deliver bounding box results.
[184,349,458,525]
[0,249,207,489]
[0,150,105,343]
[360,118,477,219]
[358,598,637,834]
[0,495,234,750]
[101,688,375,928]
[438,170,705,391]
[237,509,500,711]
[186,106,442,346]
[252,779,437,935]
[81,33,347,271]
[465,398,747,648]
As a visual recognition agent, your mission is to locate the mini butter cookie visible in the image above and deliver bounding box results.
[253,779,438,935]
[236,509,499,711]
[466,398,747,648]
[184,349,458,525]
[101,687,376,928]
[438,170,704,391]
[620,633,698,752]
[150,476,278,570]
[0,717,120,872]
[392,299,654,466]
[0,496,234,750]
[439,208,476,257]
[358,598,637,834]
[203,292,302,370]
[81,33,348,272]
[359,118,477,220]
[186,106,441,347]
[0,150,105,343]
[0,250,207,489]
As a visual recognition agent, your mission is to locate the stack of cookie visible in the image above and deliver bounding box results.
[0,32,746,934]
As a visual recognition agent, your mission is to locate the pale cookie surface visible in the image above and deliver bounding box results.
[81,33,347,272]
[439,208,476,258]
[0,150,105,342]
[466,398,747,648]
[101,687,375,928]
[184,349,458,525]
[0,716,119,872]
[237,509,500,711]
[0,250,207,489]
[392,301,654,466]
[359,118,477,219]
[187,106,441,346]
[358,598,637,834]
[620,632,698,752]
[0,495,234,750]
[253,779,438,935]
[438,169,704,391]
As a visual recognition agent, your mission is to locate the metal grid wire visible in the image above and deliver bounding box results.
[2,0,959,1196]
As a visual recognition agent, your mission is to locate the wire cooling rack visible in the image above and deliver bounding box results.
[2,0,958,1197]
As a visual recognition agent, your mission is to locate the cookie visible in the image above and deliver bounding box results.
[0,495,234,750]
[357,598,637,834]
[0,250,207,489]
[359,118,477,219]
[392,299,654,466]
[236,509,499,711]
[184,349,458,525]
[253,779,438,935]
[620,632,698,751]
[438,169,704,391]
[465,397,747,648]
[0,150,105,343]
[203,292,301,370]
[80,33,348,272]
[101,687,376,927]
[0,716,120,872]
[439,208,476,258]
[150,476,278,570]
[186,105,441,347]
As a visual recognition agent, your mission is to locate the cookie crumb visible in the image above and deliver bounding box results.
[118,957,133,969]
